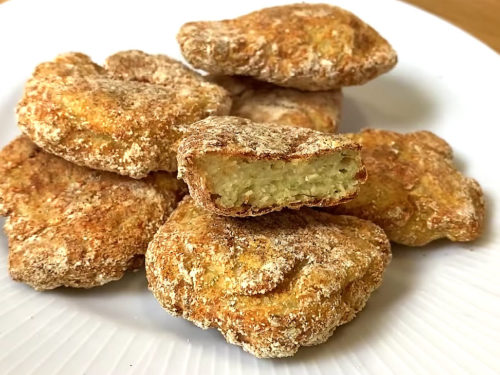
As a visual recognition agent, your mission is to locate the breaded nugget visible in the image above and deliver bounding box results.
[177,4,397,91]
[146,197,391,358]
[177,116,366,217]
[207,75,341,132]
[16,52,231,178]
[0,136,187,290]
[105,49,214,87]
[328,129,485,246]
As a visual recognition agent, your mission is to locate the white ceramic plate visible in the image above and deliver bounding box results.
[0,0,499,373]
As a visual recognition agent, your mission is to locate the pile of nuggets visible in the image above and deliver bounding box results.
[0,4,484,358]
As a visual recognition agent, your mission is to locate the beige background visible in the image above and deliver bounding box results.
[0,0,498,52]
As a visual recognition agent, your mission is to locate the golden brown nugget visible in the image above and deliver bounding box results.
[177,4,397,91]
[105,49,217,87]
[177,116,366,217]
[146,197,391,358]
[0,136,187,290]
[207,75,342,132]
[16,52,231,178]
[328,129,485,246]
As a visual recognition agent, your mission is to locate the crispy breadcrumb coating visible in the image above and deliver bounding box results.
[178,3,397,90]
[146,197,391,358]
[16,51,231,178]
[0,136,187,290]
[207,75,341,132]
[328,129,485,246]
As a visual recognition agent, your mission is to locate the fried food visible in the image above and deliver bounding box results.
[177,116,366,217]
[0,136,187,290]
[105,49,215,87]
[16,51,231,178]
[177,4,397,91]
[207,75,341,132]
[146,197,391,358]
[328,129,485,246]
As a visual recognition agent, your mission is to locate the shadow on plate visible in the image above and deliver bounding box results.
[340,74,438,133]
[51,267,227,344]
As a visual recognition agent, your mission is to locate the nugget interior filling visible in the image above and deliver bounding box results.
[197,151,361,209]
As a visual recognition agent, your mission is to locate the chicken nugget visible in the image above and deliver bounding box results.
[328,129,485,246]
[0,136,187,290]
[177,4,397,91]
[146,197,391,358]
[177,116,366,217]
[16,51,231,178]
[207,75,341,132]
[105,49,213,87]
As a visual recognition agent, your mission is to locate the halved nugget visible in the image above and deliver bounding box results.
[17,51,231,178]
[0,136,187,290]
[177,116,366,217]
[207,75,342,133]
[146,197,391,358]
[177,3,397,91]
[328,129,485,246]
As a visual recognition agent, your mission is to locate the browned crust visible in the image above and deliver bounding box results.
[177,3,397,91]
[146,197,391,358]
[0,136,187,290]
[177,116,366,217]
[327,129,485,246]
[16,51,231,178]
[207,75,342,133]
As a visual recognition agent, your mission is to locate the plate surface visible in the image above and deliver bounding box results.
[0,0,499,374]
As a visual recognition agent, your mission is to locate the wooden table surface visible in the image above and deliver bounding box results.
[0,0,498,52]
[404,0,499,52]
